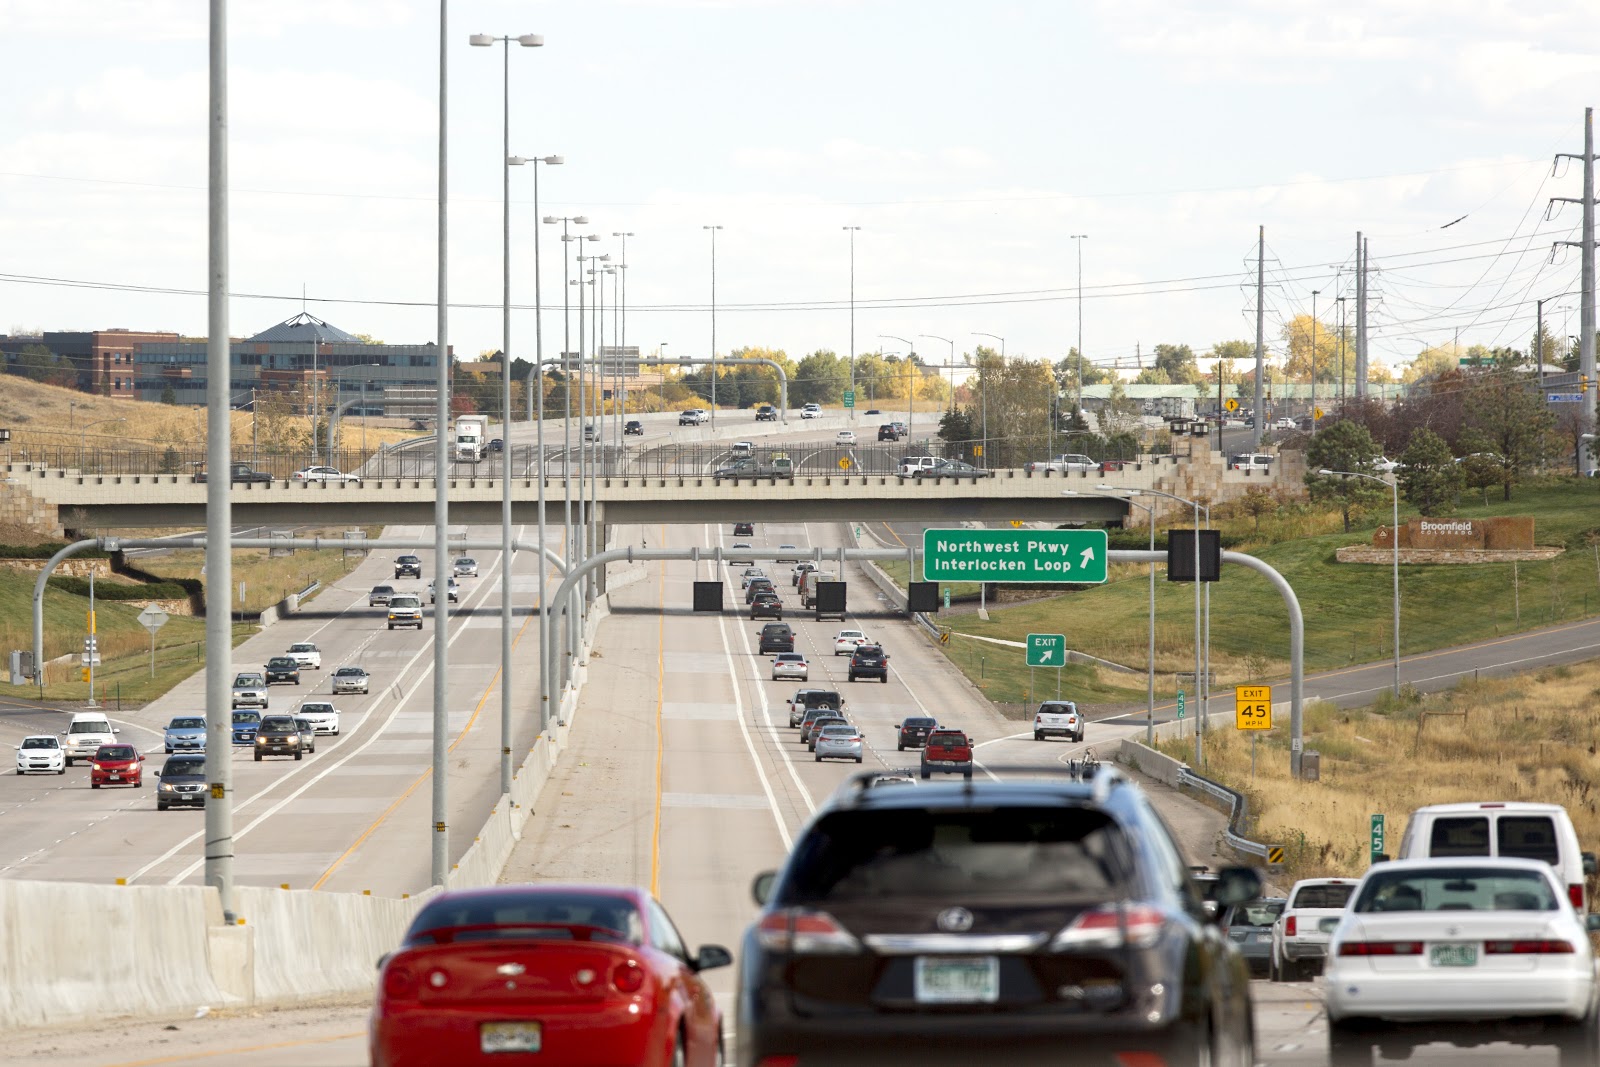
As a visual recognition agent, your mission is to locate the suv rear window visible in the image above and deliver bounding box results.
[782,808,1130,903]
[901,717,936,728]
[1291,884,1354,909]
[1039,702,1078,715]
[800,692,842,709]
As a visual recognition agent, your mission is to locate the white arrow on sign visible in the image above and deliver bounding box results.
[1039,649,1055,663]
[1079,547,1096,568]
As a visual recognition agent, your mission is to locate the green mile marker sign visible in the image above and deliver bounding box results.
[921,529,1109,584]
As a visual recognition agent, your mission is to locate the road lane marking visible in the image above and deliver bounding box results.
[95,1030,364,1067]
[131,537,517,887]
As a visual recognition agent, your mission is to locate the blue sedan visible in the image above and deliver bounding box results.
[163,716,207,753]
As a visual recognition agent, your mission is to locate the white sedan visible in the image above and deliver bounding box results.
[771,653,809,681]
[292,465,362,485]
[16,735,66,774]
[1370,456,1402,474]
[1325,857,1600,1062]
[296,701,341,735]
[835,430,857,445]
[834,629,868,655]
[285,642,321,670]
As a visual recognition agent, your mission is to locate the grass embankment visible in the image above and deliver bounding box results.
[893,481,1600,696]
[138,528,378,615]
[0,376,423,456]
[1154,660,1600,885]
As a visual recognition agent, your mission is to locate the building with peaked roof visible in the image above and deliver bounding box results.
[130,312,448,416]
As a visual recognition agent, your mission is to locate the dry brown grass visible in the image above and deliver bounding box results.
[0,376,422,453]
[1158,660,1600,882]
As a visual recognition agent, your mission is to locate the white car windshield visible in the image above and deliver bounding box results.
[21,737,58,749]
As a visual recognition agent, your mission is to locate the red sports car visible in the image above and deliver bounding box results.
[370,884,731,1067]
[89,743,145,788]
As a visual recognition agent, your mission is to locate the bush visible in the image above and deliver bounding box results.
[1102,529,1246,552]
[47,575,200,600]
[0,543,110,559]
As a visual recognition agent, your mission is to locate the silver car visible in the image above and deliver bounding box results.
[813,723,864,764]
[331,666,370,694]
[231,672,269,709]
[453,557,479,577]
[771,653,809,682]
[428,578,459,604]
[787,688,824,728]
[163,715,207,753]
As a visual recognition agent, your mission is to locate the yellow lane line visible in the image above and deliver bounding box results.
[879,522,907,547]
[96,1030,364,1067]
[651,524,666,898]
[309,532,561,892]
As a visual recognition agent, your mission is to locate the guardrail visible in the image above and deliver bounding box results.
[1176,766,1275,864]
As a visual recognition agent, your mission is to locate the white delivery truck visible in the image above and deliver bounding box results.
[455,415,488,462]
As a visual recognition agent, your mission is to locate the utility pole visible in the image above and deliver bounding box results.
[1310,290,1319,433]
[1252,225,1265,449]
[1071,233,1088,413]
[1355,231,1368,400]
[1538,297,1547,390]
[1337,296,1347,406]
[1553,107,1597,476]
[844,226,860,422]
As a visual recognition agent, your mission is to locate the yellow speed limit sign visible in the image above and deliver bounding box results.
[1224,398,1239,412]
[1235,685,1272,730]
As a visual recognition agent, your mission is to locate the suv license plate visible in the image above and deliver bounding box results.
[480,1021,541,1053]
[914,956,1000,1004]
[1429,943,1478,967]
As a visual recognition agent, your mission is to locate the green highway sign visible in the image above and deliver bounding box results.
[842,390,855,408]
[921,528,1108,584]
[1370,814,1386,863]
[1026,633,1066,667]
[1176,690,1186,719]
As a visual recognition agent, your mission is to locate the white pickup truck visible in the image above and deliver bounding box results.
[1024,453,1098,473]
[1032,700,1084,742]
[1270,877,1357,981]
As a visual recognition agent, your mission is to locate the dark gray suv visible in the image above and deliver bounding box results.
[737,767,1262,1067]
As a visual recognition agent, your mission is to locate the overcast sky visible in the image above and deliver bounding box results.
[3,1,1598,376]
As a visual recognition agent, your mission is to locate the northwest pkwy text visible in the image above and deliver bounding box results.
[929,538,1097,575]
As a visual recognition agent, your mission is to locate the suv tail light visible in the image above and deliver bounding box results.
[1484,940,1576,955]
[1570,884,1585,910]
[1338,941,1422,956]
[756,909,861,954]
[1052,904,1167,951]
[1285,915,1297,937]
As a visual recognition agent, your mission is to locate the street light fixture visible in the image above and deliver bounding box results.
[879,334,916,442]
[919,334,956,411]
[1322,468,1401,697]
[472,28,544,796]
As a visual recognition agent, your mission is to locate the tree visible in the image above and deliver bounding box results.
[160,383,178,405]
[1099,380,1141,437]
[792,350,845,406]
[1280,315,1341,383]
[1236,486,1280,533]
[1397,427,1462,514]
[937,405,978,463]
[1304,420,1386,531]
[1553,406,1595,476]
[1402,345,1458,384]
[1530,324,1563,370]
[1206,340,1254,385]
[1152,343,1201,385]
[1459,358,1555,501]
[1055,347,1115,389]
[969,348,1056,467]
[1132,366,1171,385]
[11,343,77,387]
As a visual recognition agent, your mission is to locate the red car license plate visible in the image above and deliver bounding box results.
[480,1021,541,1053]
[109,772,121,779]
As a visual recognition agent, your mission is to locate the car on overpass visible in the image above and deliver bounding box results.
[625,419,644,435]
[755,404,778,421]
[370,884,730,1067]
[800,402,822,419]
[488,438,504,452]
[877,423,899,442]
[679,408,710,426]
[291,465,362,485]
[195,462,272,484]
[913,459,994,480]
[836,429,857,445]
[738,767,1263,1067]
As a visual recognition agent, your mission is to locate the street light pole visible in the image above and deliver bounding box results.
[920,335,955,413]
[612,231,633,447]
[1068,490,1156,744]
[1323,468,1401,697]
[704,225,722,428]
[845,226,860,421]
[880,335,915,442]
[1071,234,1087,413]
[1310,290,1319,435]
[471,29,543,795]
[545,214,586,698]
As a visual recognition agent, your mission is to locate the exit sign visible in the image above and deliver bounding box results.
[1025,633,1066,667]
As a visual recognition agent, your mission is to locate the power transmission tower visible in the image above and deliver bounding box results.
[1355,231,1367,399]
[1550,106,1597,476]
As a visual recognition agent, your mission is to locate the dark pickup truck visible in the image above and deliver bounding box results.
[196,463,272,484]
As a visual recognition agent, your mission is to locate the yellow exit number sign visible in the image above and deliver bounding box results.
[1235,685,1272,730]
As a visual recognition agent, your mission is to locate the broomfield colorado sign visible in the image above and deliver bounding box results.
[922,529,1109,584]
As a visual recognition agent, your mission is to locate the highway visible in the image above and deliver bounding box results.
[4,413,1591,1066]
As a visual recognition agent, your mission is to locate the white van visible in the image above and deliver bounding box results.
[1229,453,1274,472]
[62,712,119,766]
[1396,801,1597,910]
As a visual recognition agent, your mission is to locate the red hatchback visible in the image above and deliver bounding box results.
[370,884,731,1067]
[90,743,145,788]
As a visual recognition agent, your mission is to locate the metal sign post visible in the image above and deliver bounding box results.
[137,606,170,678]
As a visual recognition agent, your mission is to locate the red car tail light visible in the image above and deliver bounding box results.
[1113,1054,1169,1067]
[756,1058,800,1067]
[1338,941,1423,956]
[1484,940,1576,955]
[1285,916,1297,937]
[755,909,861,954]
[611,960,646,993]
[382,965,417,999]
[1053,904,1167,950]
[1570,884,1585,910]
